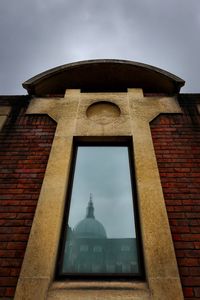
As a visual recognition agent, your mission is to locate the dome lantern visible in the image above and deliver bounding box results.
[74,195,107,239]
[86,193,94,219]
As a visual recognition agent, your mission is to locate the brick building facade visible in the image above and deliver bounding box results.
[0,60,199,299]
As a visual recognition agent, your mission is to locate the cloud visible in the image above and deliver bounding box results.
[0,0,199,94]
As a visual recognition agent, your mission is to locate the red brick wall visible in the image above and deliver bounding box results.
[151,97,200,300]
[0,104,56,298]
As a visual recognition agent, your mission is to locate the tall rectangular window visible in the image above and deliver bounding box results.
[58,142,143,277]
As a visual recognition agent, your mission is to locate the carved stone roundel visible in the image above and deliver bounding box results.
[86,101,121,125]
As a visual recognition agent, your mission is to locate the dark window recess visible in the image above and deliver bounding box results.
[58,143,144,278]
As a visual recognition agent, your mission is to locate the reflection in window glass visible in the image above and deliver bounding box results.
[80,245,88,252]
[93,246,102,253]
[61,146,142,275]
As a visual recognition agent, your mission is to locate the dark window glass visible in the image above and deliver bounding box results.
[59,145,143,276]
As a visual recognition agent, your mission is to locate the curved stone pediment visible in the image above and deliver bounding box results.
[23,59,185,96]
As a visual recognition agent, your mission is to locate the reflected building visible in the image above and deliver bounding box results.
[63,195,138,274]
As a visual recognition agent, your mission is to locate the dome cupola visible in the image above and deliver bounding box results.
[74,194,107,239]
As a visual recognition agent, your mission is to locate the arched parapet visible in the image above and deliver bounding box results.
[22,59,185,96]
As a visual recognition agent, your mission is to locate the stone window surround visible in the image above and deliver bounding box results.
[14,89,184,300]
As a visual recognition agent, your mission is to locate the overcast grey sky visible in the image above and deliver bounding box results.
[0,0,200,94]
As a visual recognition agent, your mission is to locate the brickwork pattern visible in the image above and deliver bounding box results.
[1,95,200,299]
[0,106,56,298]
[151,97,200,300]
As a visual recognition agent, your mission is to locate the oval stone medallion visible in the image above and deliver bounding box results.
[86,101,121,125]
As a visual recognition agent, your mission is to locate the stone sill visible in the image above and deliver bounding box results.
[47,280,151,300]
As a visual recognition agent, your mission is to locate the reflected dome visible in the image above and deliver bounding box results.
[74,195,107,239]
[74,218,107,239]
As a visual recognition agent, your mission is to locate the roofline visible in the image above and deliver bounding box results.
[22,59,185,95]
